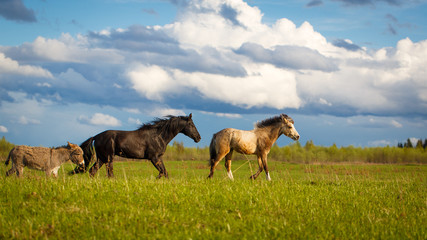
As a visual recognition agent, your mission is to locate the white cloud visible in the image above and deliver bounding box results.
[201,111,242,119]
[0,125,8,133]
[4,34,124,64]
[148,107,186,117]
[78,113,121,126]
[0,53,52,78]
[127,64,181,101]
[128,63,301,109]
[0,0,426,119]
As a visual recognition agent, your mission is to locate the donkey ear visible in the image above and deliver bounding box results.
[188,113,192,119]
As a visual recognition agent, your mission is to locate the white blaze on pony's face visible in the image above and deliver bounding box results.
[281,115,300,141]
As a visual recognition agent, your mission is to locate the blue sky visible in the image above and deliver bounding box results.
[0,0,426,148]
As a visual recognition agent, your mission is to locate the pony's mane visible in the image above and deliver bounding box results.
[138,115,187,132]
[255,114,294,129]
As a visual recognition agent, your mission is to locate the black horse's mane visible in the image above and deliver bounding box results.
[138,115,188,132]
[256,114,294,129]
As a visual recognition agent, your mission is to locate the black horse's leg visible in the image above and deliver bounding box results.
[106,160,114,178]
[89,158,104,177]
[105,154,115,178]
[250,155,263,180]
[157,158,168,178]
[150,157,168,179]
[150,158,161,173]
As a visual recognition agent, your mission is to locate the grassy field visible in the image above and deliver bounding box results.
[1,159,426,239]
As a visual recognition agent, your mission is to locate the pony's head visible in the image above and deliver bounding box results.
[181,113,201,143]
[67,142,85,168]
[280,114,300,141]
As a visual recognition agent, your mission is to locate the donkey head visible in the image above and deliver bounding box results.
[67,142,85,168]
[280,114,300,141]
[181,113,201,143]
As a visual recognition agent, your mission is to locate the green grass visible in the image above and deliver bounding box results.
[1,160,426,239]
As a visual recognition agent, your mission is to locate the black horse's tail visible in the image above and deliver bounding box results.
[209,133,218,168]
[70,137,95,174]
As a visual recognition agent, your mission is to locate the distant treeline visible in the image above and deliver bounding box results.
[397,138,427,149]
[164,140,427,164]
[1,137,426,164]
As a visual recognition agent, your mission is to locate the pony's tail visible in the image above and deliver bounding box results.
[209,133,218,167]
[70,137,94,174]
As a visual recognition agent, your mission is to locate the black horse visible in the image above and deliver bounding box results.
[72,114,201,178]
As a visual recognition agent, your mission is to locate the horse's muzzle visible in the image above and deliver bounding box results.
[292,135,300,141]
[194,136,201,143]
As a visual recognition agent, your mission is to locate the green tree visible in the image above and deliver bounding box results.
[416,139,423,149]
[405,138,413,148]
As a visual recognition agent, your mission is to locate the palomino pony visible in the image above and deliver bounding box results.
[208,114,300,181]
[74,114,201,178]
[5,142,84,177]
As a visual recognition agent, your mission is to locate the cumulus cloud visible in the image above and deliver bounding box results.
[78,113,121,126]
[0,125,8,133]
[235,42,338,71]
[0,0,426,119]
[3,34,124,63]
[0,53,53,78]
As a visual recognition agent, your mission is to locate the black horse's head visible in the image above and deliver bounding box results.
[181,113,201,143]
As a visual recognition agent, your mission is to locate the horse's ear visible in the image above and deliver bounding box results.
[67,141,71,147]
[281,114,288,123]
[189,113,192,119]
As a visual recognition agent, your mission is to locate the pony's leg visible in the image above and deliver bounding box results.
[262,155,271,181]
[250,156,263,180]
[224,150,234,180]
[208,148,230,178]
[208,153,226,178]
